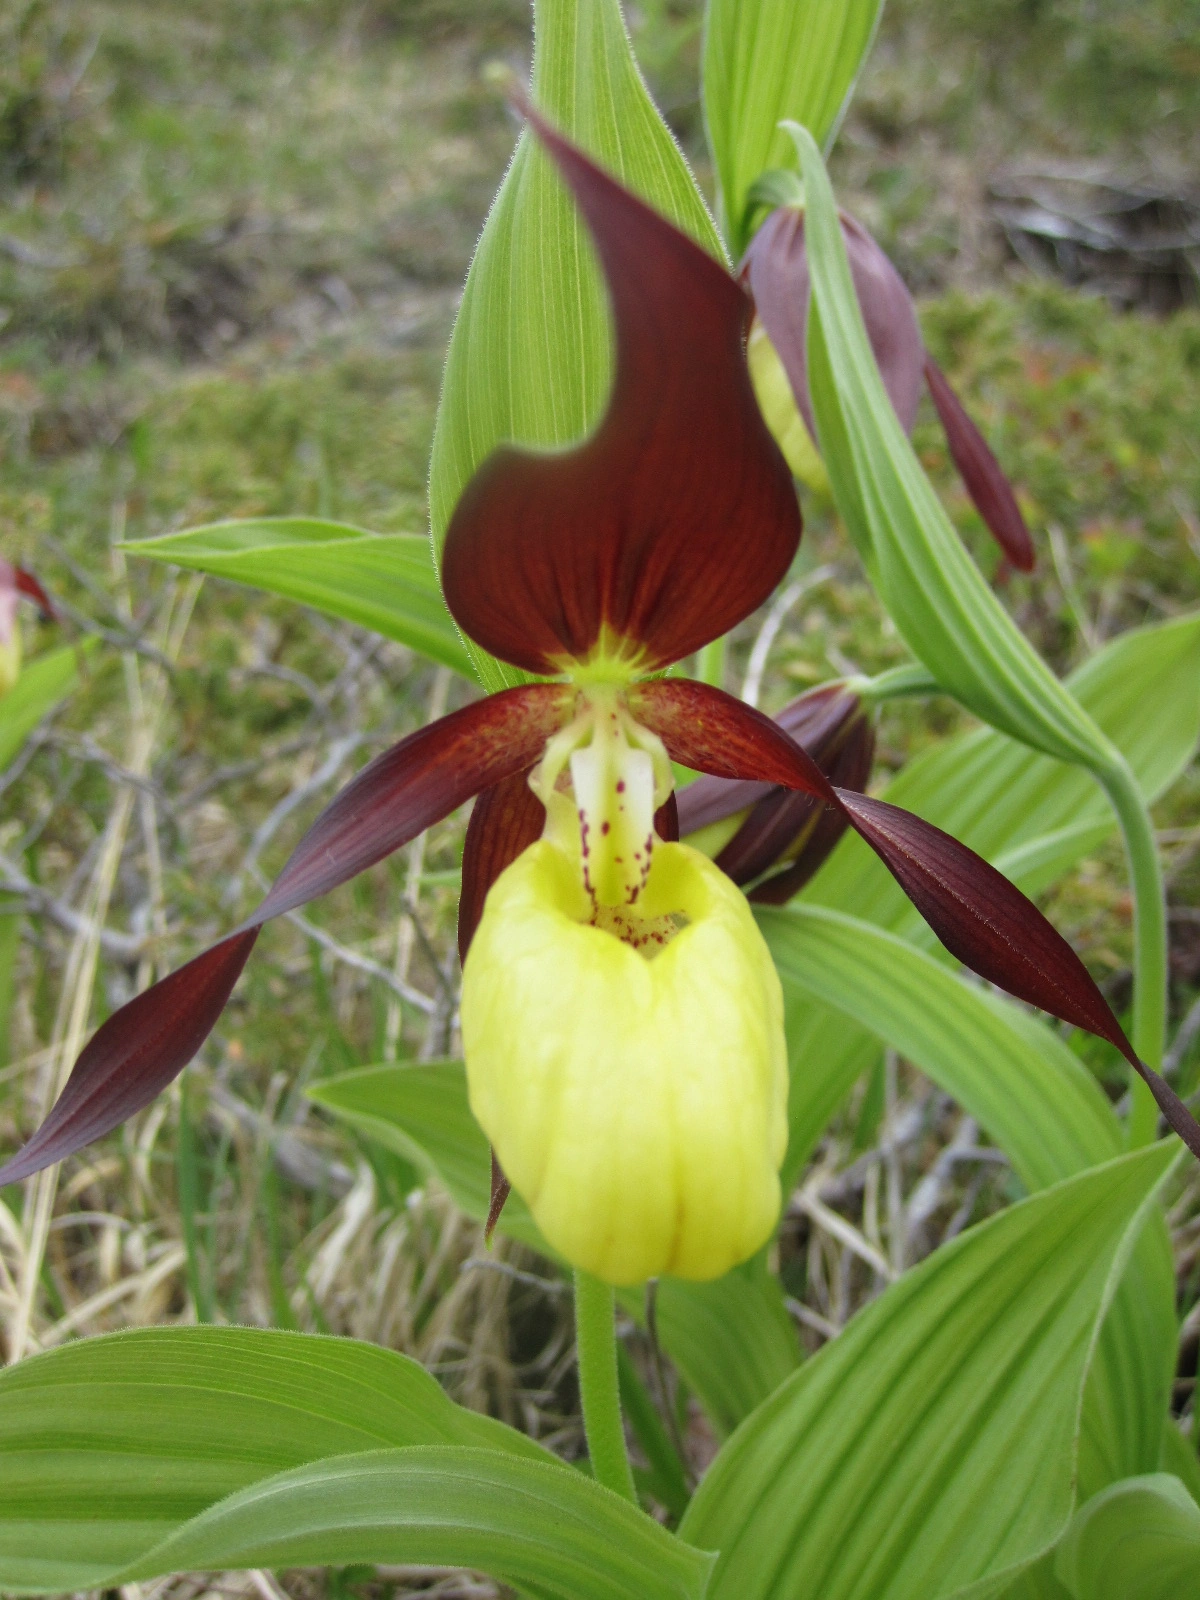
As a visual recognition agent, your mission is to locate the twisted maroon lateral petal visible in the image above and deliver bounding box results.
[633,676,1200,1160]
[676,682,860,836]
[924,355,1035,572]
[836,792,1200,1162]
[458,769,546,964]
[0,685,573,1186]
[440,111,801,675]
[747,715,875,903]
[0,931,259,1187]
[744,207,924,440]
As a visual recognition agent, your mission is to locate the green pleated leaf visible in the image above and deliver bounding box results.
[1054,1474,1200,1600]
[702,0,884,255]
[117,1447,714,1600]
[308,1062,799,1438]
[0,638,95,771]
[1159,1422,1200,1508]
[680,1143,1177,1600]
[426,0,723,692]
[791,123,1118,774]
[0,1325,551,1593]
[123,519,474,679]
[760,904,1177,1497]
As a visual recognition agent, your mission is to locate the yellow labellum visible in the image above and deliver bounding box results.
[462,837,787,1286]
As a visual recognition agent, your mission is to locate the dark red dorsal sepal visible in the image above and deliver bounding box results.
[440,109,801,677]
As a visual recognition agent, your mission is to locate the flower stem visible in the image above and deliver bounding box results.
[574,1270,636,1503]
[696,635,726,689]
[1100,759,1166,1147]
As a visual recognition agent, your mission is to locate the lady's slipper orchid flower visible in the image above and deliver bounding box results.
[743,205,1037,574]
[0,560,54,696]
[3,108,1198,1287]
[677,681,874,904]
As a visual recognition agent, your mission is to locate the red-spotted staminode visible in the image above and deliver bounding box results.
[2,107,1196,1285]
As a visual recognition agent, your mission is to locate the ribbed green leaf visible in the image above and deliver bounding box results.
[680,1144,1177,1600]
[0,1326,550,1593]
[1054,1474,1200,1600]
[309,1062,799,1439]
[427,0,723,692]
[702,0,883,255]
[1159,1421,1200,1508]
[761,905,1177,1497]
[791,123,1118,774]
[0,639,94,771]
[123,519,474,678]
[117,1447,714,1600]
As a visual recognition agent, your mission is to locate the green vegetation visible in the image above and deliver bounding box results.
[1,0,1198,1545]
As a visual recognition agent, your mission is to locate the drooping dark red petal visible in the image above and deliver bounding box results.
[440,110,801,676]
[458,769,546,963]
[746,712,875,902]
[923,355,1036,572]
[676,682,860,836]
[253,686,572,928]
[0,685,573,1186]
[13,565,55,619]
[629,678,836,802]
[485,1148,511,1243]
[0,931,258,1186]
[634,675,1200,1160]
[743,207,924,441]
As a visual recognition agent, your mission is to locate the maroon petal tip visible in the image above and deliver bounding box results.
[486,1148,512,1242]
[924,355,1035,572]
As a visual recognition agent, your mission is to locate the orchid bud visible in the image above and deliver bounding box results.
[743,206,1034,571]
[678,682,873,901]
[0,561,54,696]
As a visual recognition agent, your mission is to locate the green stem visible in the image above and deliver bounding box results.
[575,1271,636,1503]
[856,661,941,704]
[696,635,726,689]
[1099,759,1166,1147]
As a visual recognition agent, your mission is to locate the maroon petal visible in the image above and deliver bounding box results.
[744,711,875,901]
[744,208,924,441]
[0,932,259,1186]
[440,109,801,675]
[676,682,860,836]
[458,769,546,963]
[0,685,573,1186]
[924,355,1035,572]
[633,676,1200,1160]
[13,565,55,620]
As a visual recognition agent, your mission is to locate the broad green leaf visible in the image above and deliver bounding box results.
[308,1060,546,1254]
[0,1325,550,1593]
[761,905,1177,1496]
[427,0,723,693]
[309,1062,799,1437]
[0,638,94,771]
[702,0,884,255]
[1160,1421,1200,1508]
[117,1447,715,1600]
[793,123,1117,775]
[123,519,474,679]
[1054,1474,1200,1600]
[680,1144,1177,1600]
